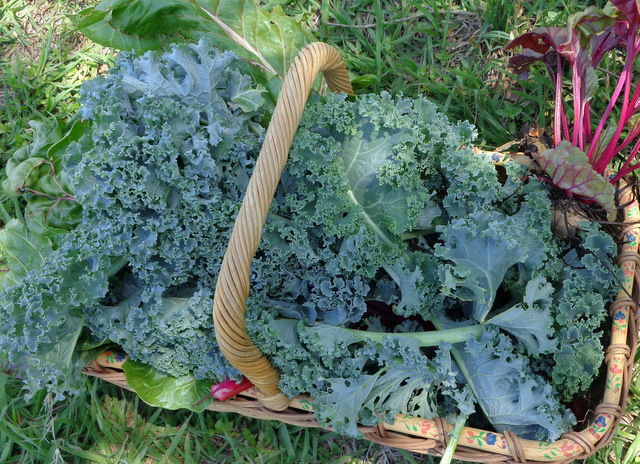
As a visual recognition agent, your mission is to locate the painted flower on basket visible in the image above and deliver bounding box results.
[421,421,431,435]
[103,351,127,365]
[589,415,609,440]
[560,441,576,457]
[466,430,507,449]
[610,365,623,375]
[613,310,627,335]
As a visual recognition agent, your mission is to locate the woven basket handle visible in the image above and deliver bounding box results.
[212,43,354,411]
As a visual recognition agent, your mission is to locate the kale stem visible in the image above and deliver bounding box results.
[105,256,128,279]
[346,323,483,347]
[439,411,469,464]
[431,314,491,430]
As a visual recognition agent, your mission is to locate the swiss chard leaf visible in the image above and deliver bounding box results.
[122,359,213,412]
[72,0,315,80]
[0,214,68,290]
[533,141,616,220]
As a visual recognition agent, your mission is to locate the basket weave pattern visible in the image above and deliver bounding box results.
[84,42,640,463]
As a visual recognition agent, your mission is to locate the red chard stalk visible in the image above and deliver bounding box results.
[506,1,640,220]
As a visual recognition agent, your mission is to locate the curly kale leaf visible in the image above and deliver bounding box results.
[460,328,575,441]
[67,40,263,274]
[435,210,528,322]
[246,315,351,397]
[550,222,620,401]
[312,339,463,438]
[435,186,558,323]
[486,275,557,356]
[0,226,124,398]
[270,92,473,322]
[61,39,265,381]
[291,92,475,241]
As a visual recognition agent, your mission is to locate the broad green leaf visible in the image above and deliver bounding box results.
[0,214,67,290]
[122,359,213,412]
[10,119,65,164]
[435,211,528,322]
[533,141,616,221]
[73,0,315,80]
[3,158,48,196]
[48,119,91,173]
[25,196,82,231]
[487,276,556,355]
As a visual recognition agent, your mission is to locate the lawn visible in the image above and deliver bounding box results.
[1,0,639,463]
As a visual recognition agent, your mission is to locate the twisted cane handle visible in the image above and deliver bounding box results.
[212,43,354,411]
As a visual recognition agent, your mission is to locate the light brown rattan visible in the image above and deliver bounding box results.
[211,41,353,412]
[84,42,640,463]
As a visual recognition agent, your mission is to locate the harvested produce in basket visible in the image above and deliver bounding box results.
[0,38,622,448]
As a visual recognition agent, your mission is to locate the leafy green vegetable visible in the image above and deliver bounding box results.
[2,37,621,445]
[122,359,213,413]
[313,342,459,437]
[460,329,575,440]
[533,141,617,221]
[0,117,85,291]
[0,214,67,290]
[435,210,529,322]
[72,0,316,105]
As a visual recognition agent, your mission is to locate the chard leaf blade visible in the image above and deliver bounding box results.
[122,359,213,413]
[72,0,315,80]
[0,215,68,290]
[533,141,616,220]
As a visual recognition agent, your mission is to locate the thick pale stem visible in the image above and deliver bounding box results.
[439,411,469,464]
[347,323,483,347]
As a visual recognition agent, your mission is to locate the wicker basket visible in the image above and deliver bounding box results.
[84,42,640,463]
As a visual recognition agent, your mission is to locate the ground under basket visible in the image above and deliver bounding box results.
[84,42,640,463]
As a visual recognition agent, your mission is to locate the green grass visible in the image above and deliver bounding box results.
[1,0,640,463]
[271,0,612,147]
[0,373,428,463]
[0,0,113,164]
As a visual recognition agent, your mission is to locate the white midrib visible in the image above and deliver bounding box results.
[346,189,394,248]
[199,5,279,77]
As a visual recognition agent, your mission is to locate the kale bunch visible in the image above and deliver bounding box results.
[0,39,621,443]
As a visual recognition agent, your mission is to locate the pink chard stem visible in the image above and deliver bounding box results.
[595,23,639,175]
